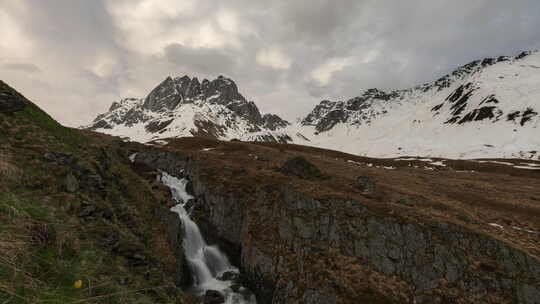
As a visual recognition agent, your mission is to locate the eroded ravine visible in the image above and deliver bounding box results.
[133,146,540,304]
[160,172,257,304]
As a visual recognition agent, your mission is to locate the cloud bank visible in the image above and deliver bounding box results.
[1,0,539,126]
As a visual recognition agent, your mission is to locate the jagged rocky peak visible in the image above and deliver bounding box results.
[142,76,179,112]
[428,50,534,91]
[85,74,292,143]
[109,98,140,111]
[206,75,244,101]
[142,74,248,112]
[301,87,398,132]
[262,113,290,130]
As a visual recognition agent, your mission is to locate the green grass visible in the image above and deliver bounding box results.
[15,102,86,148]
[0,190,171,304]
[0,161,183,303]
[0,86,186,303]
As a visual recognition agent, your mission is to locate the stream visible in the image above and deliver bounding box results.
[160,172,257,304]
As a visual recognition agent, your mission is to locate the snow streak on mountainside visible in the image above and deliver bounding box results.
[86,75,292,143]
[293,51,540,159]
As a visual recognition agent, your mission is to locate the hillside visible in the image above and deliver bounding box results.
[0,80,191,303]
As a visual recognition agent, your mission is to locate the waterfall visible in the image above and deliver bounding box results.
[160,172,256,304]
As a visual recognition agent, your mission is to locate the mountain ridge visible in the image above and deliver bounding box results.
[292,50,540,159]
[86,50,540,160]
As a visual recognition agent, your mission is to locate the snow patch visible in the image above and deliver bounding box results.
[488,223,504,229]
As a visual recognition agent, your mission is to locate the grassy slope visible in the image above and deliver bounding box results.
[0,81,188,303]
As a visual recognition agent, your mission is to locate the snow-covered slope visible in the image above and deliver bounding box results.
[86,51,539,160]
[86,75,292,143]
[292,51,540,159]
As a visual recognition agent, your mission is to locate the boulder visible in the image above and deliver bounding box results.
[43,152,78,167]
[64,172,79,193]
[355,176,376,194]
[255,155,271,161]
[217,271,240,282]
[202,290,225,304]
[230,284,242,293]
[0,85,26,113]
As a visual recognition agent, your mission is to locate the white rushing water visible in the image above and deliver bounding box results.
[160,172,256,304]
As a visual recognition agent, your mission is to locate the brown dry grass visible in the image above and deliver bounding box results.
[0,198,44,303]
[0,152,22,185]
[161,137,540,257]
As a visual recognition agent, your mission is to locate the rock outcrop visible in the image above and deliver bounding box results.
[0,80,28,113]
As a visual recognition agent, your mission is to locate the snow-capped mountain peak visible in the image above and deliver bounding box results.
[86,75,292,143]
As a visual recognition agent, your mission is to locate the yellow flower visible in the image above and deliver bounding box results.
[73,280,83,289]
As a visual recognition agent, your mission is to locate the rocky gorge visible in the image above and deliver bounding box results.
[129,138,540,304]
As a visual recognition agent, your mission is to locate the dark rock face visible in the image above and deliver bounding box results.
[506,108,539,126]
[458,106,502,124]
[185,77,201,98]
[0,81,27,113]
[143,77,181,112]
[156,207,191,287]
[44,151,106,196]
[301,89,399,133]
[206,75,244,102]
[280,156,323,180]
[516,51,531,60]
[145,119,174,133]
[520,108,539,126]
[226,101,263,128]
[44,152,78,166]
[262,114,290,130]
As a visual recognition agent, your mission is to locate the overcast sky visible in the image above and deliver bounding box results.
[1,0,540,126]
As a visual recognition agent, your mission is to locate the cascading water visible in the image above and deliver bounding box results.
[160,172,256,304]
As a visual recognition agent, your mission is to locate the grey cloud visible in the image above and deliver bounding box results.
[1,0,540,126]
[164,43,236,75]
[3,63,41,73]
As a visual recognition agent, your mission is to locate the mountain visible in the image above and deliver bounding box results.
[86,75,292,143]
[86,51,540,160]
[295,51,540,159]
